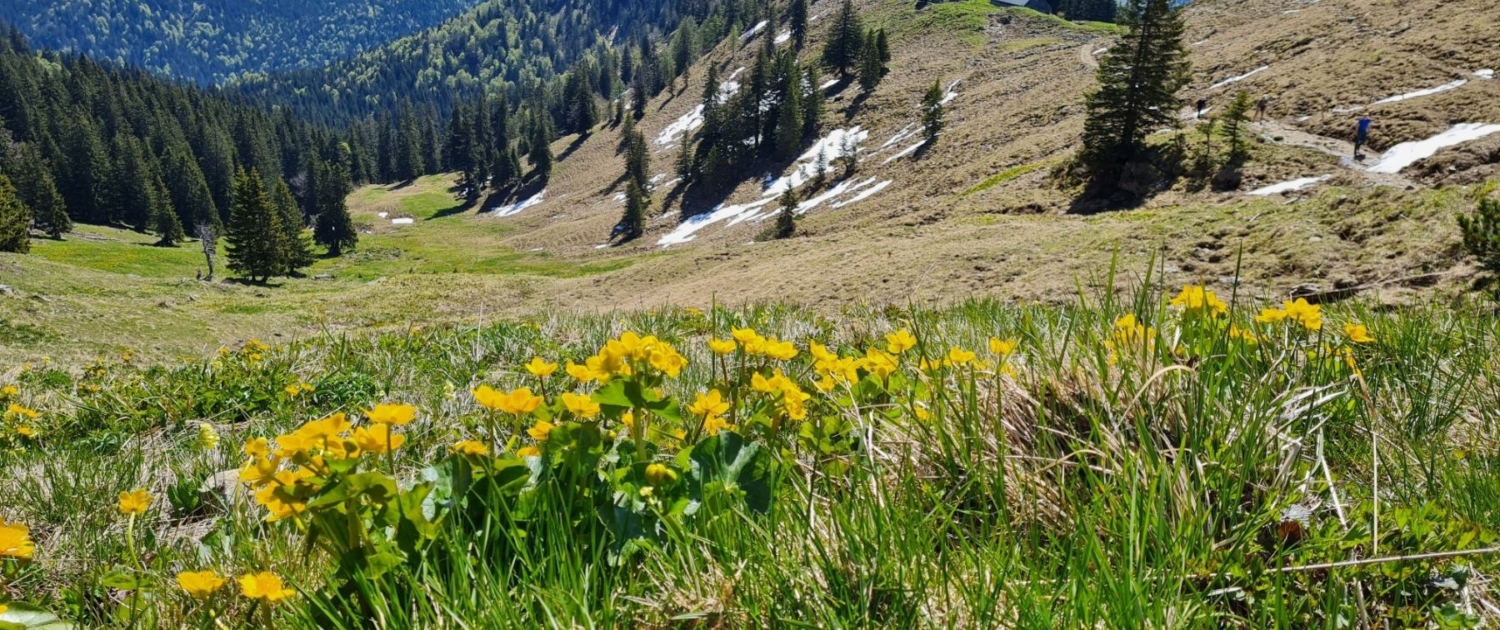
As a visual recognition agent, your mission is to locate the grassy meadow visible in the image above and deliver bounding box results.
[0,270,1496,628]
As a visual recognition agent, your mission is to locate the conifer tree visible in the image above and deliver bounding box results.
[312,153,358,257]
[527,110,554,181]
[148,172,185,246]
[775,78,805,160]
[624,127,651,192]
[672,19,697,87]
[821,0,864,77]
[396,101,424,181]
[619,179,646,240]
[0,175,30,254]
[270,177,312,272]
[631,72,650,120]
[161,145,218,232]
[921,80,945,144]
[876,29,891,66]
[775,187,798,239]
[675,132,696,185]
[61,114,108,224]
[1077,0,1189,191]
[1221,90,1253,160]
[858,36,884,94]
[789,0,810,49]
[802,66,825,140]
[225,168,284,283]
[7,144,70,238]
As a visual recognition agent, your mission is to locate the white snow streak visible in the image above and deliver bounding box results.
[774,31,791,45]
[765,127,869,197]
[1475,69,1494,80]
[879,124,918,150]
[819,78,839,90]
[1372,79,1467,105]
[1247,175,1332,196]
[654,81,742,146]
[940,79,961,106]
[491,190,546,217]
[831,180,892,208]
[1209,66,1268,90]
[376,212,388,219]
[656,198,775,246]
[882,141,923,165]
[1368,123,1500,174]
[740,21,768,40]
[390,217,414,225]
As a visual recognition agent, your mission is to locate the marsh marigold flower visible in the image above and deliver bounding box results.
[118,488,151,515]
[645,463,678,486]
[560,392,601,419]
[238,572,295,603]
[946,347,977,366]
[352,424,405,454]
[451,440,488,456]
[525,357,558,378]
[989,338,1018,357]
[516,445,541,458]
[480,387,544,415]
[366,404,416,426]
[885,329,917,354]
[1343,323,1375,344]
[1169,285,1229,317]
[0,519,35,559]
[526,420,555,442]
[177,570,226,599]
[0,385,16,398]
[708,338,737,355]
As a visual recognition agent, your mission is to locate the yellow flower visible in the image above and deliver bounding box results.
[297,412,351,441]
[238,572,295,603]
[886,329,917,354]
[352,424,405,454]
[16,426,37,439]
[118,488,151,515]
[707,338,737,355]
[525,357,558,378]
[1283,298,1323,332]
[1343,323,1375,344]
[238,456,280,488]
[283,384,302,397]
[366,404,417,426]
[946,347,976,366]
[0,604,6,615]
[688,390,730,418]
[988,338,1018,357]
[1255,307,1288,325]
[450,440,489,456]
[0,385,16,397]
[560,392,601,419]
[243,437,271,458]
[196,422,220,451]
[0,519,35,559]
[1168,285,1229,317]
[731,327,762,345]
[1229,325,1258,344]
[481,387,544,415]
[700,414,732,436]
[6,404,38,420]
[763,339,799,361]
[177,570,227,599]
[644,463,678,486]
[526,420,555,442]
[516,445,541,458]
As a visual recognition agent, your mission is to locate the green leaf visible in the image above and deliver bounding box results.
[0,603,77,629]
[593,381,631,408]
[688,432,776,514]
[98,569,144,591]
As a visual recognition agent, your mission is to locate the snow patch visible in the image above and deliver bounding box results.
[882,141,924,165]
[1368,123,1500,174]
[740,21,768,40]
[832,180,892,208]
[376,212,388,219]
[879,124,919,150]
[1373,79,1467,105]
[1474,69,1494,80]
[1247,175,1332,196]
[939,79,961,106]
[765,127,869,197]
[774,30,791,45]
[819,78,839,91]
[654,81,742,146]
[594,243,610,249]
[491,190,546,217]
[657,198,775,247]
[612,192,626,204]
[1092,47,1109,55]
[1189,39,1209,47]
[1209,66,1268,90]
[390,217,414,225]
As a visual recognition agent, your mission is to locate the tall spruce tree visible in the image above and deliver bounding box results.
[312,153,358,257]
[821,0,864,77]
[1221,90,1253,160]
[619,179,646,241]
[527,110,554,181]
[0,175,30,253]
[225,168,284,283]
[789,0,810,49]
[624,127,650,191]
[775,78,805,160]
[270,177,312,272]
[802,66,825,139]
[775,187,797,239]
[7,144,70,238]
[147,172,185,246]
[921,80,945,144]
[858,35,884,94]
[161,145,218,232]
[1077,0,1189,192]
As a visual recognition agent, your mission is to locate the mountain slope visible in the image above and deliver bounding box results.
[0,0,484,84]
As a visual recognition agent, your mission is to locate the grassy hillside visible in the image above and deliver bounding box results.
[0,280,1496,626]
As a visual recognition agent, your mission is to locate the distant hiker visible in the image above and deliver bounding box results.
[1255,96,1269,121]
[1196,98,1208,120]
[1354,115,1373,159]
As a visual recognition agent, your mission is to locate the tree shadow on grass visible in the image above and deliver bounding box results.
[556,132,591,162]
[426,197,479,220]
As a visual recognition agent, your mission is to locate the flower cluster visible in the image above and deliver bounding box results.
[1255,298,1323,332]
[566,332,688,384]
[1169,285,1229,317]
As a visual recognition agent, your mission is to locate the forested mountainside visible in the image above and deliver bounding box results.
[0,27,361,261]
[231,0,762,124]
[0,0,483,84]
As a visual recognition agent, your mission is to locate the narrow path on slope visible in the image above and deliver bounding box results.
[1254,119,1419,189]
[1078,40,1102,69]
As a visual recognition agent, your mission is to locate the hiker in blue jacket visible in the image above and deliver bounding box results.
[1354,115,1373,159]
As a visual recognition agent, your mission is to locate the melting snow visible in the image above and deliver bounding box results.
[882,141,924,165]
[1475,69,1494,80]
[376,211,388,219]
[1209,66,1269,90]
[654,81,743,146]
[740,21,768,40]
[612,192,626,204]
[1368,123,1500,174]
[775,31,791,45]
[1373,79,1467,105]
[657,198,775,246]
[765,127,870,197]
[1247,175,1332,196]
[390,217,414,225]
[491,190,546,217]
[879,124,919,151]
[1190,39,1209,47]
[1092,47,1109,55]
[832,180,892,208]
[940,79,961,106]
[819,78,839,90]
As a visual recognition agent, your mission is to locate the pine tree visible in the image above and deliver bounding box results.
[312,153,358,257]
[225,168,284,283]
[161,145,218,232]
[821,0,865,77]
[61,116,107,224]
[7,144,70,238]
[624,127,650,191]
[396,101,423,181]
[775,187,798,239]
[921,80,945,144]
[672,18,697,87]
[270,177,312,272]
[1077,0,1189,191]
[148,172,185,246]
[619,179,647,241]
[775,78,805,160]
[631,72,650,120]
[802,66,825,140]
[858,35,884,94]
[1221,90,1253,160]
[0,175,30,254]
[675,132,696,185]
[876,29,891,66]
[109,135,156,229]
[789,0,809,49]
[527,110,554,181]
